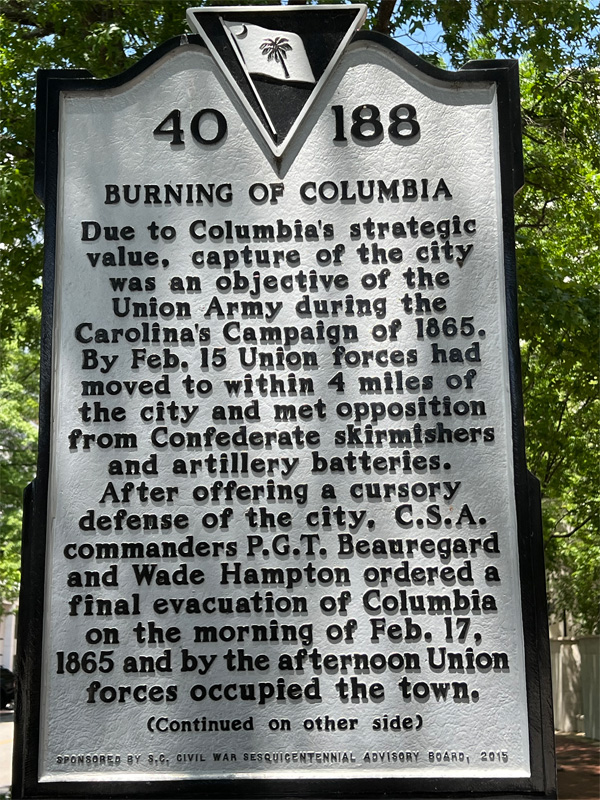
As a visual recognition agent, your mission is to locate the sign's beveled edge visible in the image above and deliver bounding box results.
[14,29,556,800]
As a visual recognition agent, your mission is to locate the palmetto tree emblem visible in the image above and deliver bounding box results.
[259,36,293,78]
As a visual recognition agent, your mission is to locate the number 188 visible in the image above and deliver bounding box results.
[331,103,420,143]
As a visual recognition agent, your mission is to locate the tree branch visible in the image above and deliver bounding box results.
[515,197,558,230]
[372,0,396,35]
[0,2,55,38]
[550,513,596,539]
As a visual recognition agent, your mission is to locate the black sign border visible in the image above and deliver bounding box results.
[13,30,556,800]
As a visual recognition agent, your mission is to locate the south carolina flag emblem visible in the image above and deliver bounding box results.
[222,20,316,84]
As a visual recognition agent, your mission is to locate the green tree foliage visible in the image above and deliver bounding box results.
[516,61,599,634]
[1,1,598,630]
[0,311,39,599]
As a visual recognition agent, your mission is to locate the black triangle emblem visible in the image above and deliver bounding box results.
[187,5,366,157]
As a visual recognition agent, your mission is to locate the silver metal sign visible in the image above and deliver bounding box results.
[15,6,555,799]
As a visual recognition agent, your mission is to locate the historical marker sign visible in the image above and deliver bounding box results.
[15,6,555,799]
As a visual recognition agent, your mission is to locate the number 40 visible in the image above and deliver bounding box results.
[153,108,227,146]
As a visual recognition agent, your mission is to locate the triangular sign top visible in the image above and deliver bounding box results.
[186,5,366,159]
